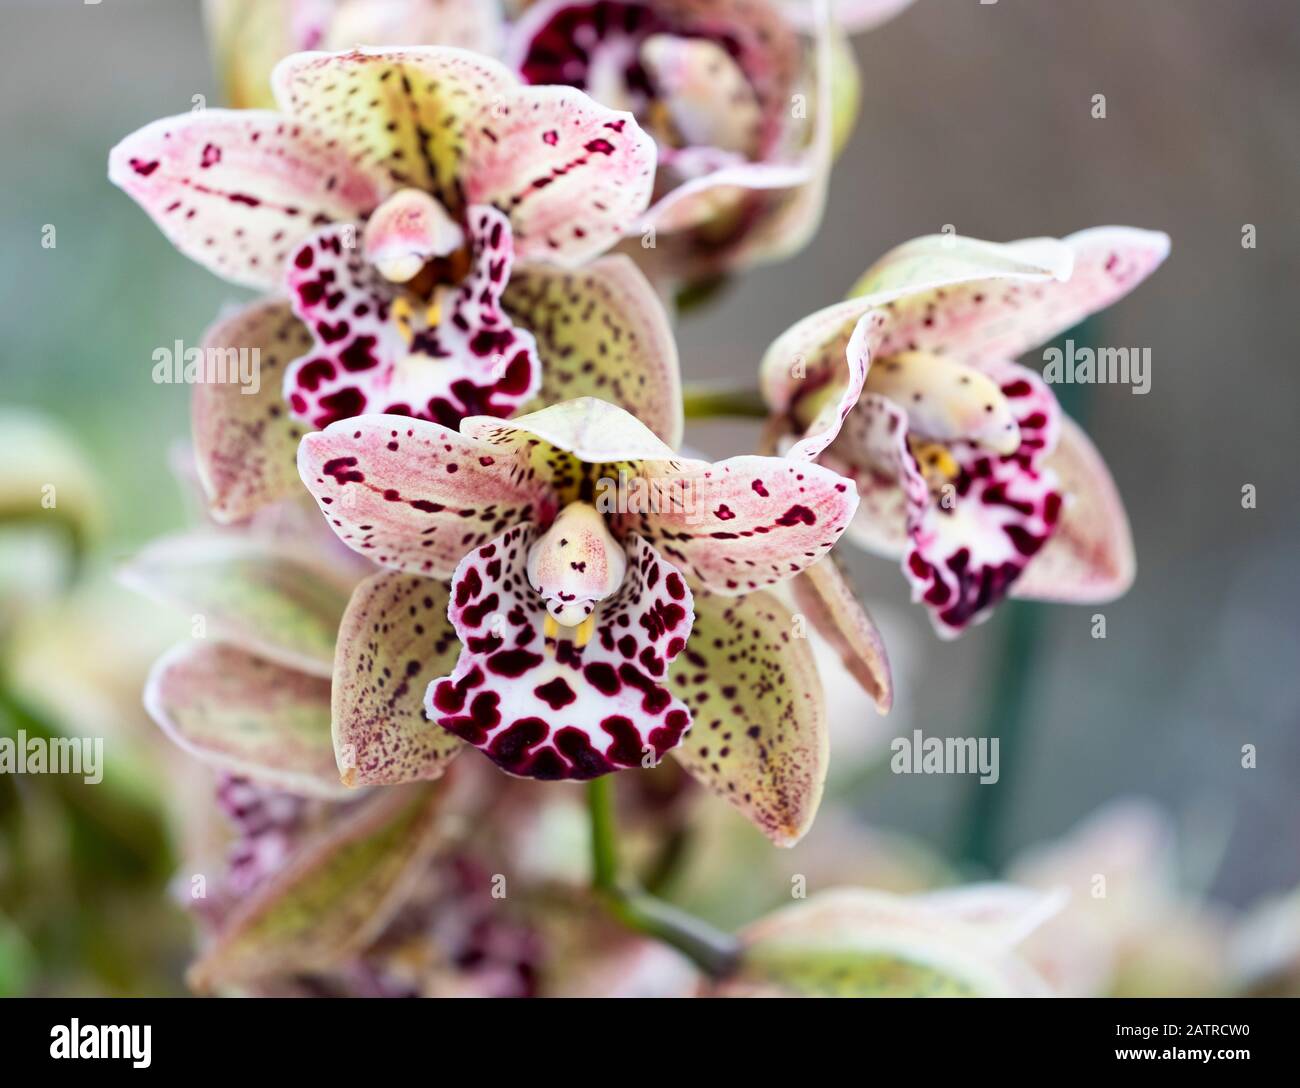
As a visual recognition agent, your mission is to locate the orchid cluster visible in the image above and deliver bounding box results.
[109,0,1172,996]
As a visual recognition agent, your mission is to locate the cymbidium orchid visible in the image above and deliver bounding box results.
[110,45,677,522]
[761,226,1170,637]
[298,396,862,843]
[508,0,887,285]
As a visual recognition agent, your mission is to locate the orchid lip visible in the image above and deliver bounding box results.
[526,500,628,626]
[363,188,467,284]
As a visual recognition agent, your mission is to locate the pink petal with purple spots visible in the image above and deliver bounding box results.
[297,414,558,577]
[108,109,390,290]
[426,525,694,780]
[1012,415,1135,604]
[760,235,1073,423]
[901,364,1064,637]
[283,205,540,429]
[853,227,1171,371]
[463,85,657,266]
[615,454,859,595]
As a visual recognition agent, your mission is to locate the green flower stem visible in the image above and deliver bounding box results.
[681,383,769,421]
[586,778,740,977]
[956,598,1040,871]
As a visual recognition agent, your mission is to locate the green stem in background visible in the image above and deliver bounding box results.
[586,778,740,977]
[956,598,1040,871]
[681,382,768,421]
[955,318,1098,871]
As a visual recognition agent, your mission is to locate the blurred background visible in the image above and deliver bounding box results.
[1,0,1297,994]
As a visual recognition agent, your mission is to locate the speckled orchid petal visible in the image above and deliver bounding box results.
[273,47,518,211]
[119,532,353,676]
[188,784,448,991]
[463,84,657,266]
[790,556,891,712]
[145,642,347,799]
[108,109,391,290]
[464,396,694,466]
[669,589,826,846]
[760,236,1072,419]
[504,255,683,448]
[902,363,1064,638]
[192,299,314,523]
[1013,415,1135,603]
[710,887,1052,997]
[778,0,916,35]
[784,309,879,462]
[332,571,464,787]
[616,455,859,595]
[427,525,694,780]
[849,227,1170,369]
[297,414,557,576]
[283,205,539,428]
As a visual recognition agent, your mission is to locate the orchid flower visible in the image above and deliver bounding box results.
[204,0,507,109]
[299,396,862,843]
[761,226,1170,638]
[507,0,885,285]
[110,46,675,521]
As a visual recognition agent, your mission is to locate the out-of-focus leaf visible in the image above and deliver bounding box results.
[186,784,448,991]
[145,641,348,798]
[710,887,1053,997]
[119,532,353,676]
